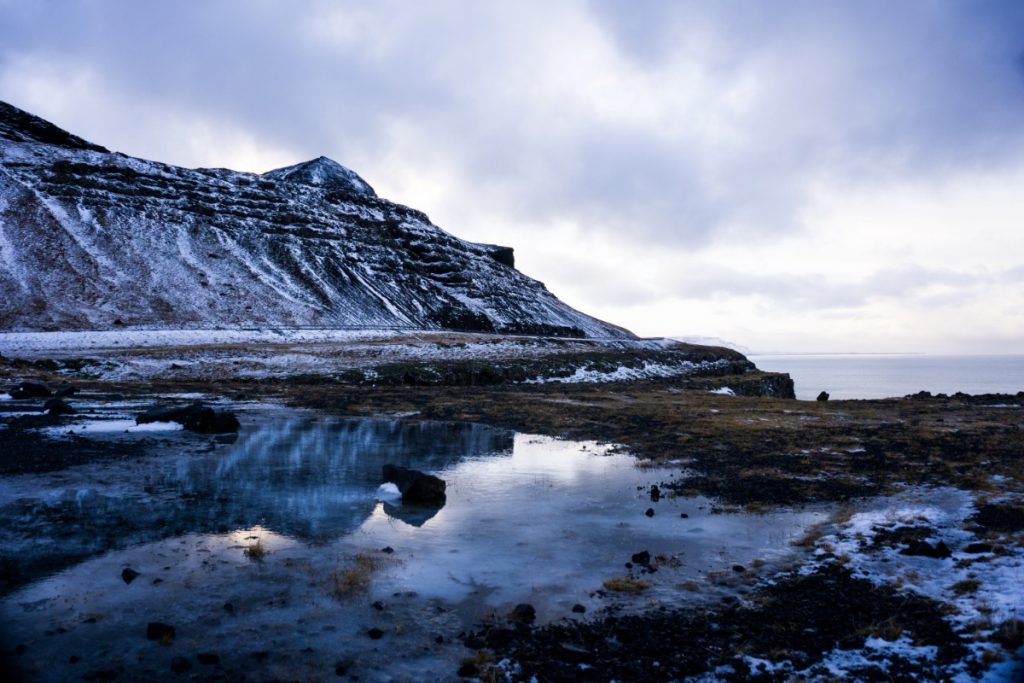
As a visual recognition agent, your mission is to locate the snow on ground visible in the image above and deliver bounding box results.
[0,329,708,383]
[0,328,409,354]
[789,486,1024,680]
[39,419,183,437]
[528,359,730,384]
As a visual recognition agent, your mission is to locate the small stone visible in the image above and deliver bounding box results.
[509,603,536,625]
[900,540,952,559]
[645,508,655,517]
[435,635,445,644]
[146,622,175,643]
[963,542,996,554]
[380,546,394,554]
[170,656,191,674]
[335,659,354,676]
[121,568,140,584]
[816,391,830,402]
[367,628,385,639]
[631,550,651,566]
[222,601,235,614]
[679,512,689,518]
[371,600,384,611]
[650,485,661,502]
[732,564,746,573]
[571,604,586,614]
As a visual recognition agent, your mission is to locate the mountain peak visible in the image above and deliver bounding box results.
[0,100,108,153]
[263,156,376,197]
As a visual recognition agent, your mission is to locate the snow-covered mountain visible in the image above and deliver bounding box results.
[0,101,632,338]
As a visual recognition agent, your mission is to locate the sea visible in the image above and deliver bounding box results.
[748,354,1024,401]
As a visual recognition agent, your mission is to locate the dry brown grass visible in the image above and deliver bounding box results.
[244,540,267,561]
[950,578,981,596]
[602,577,650,593]
[331,553,384,598]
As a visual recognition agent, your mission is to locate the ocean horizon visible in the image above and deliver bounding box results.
[749,353,1024,401]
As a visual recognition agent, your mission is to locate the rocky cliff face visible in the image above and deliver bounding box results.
[0,101,632,338]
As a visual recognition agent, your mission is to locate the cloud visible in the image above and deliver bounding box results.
[2,1,1023,351]
[4,1,1023,247]
[666,263,984,311]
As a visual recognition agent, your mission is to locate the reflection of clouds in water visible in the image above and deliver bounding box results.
[0,418,832,682]
[170,417,513,541]
[0,417,512,590]
[351,438,826,619]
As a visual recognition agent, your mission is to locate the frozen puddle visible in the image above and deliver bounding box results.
[0,416,827,681]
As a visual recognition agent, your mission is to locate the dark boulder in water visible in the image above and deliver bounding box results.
[136,402,239,434]
[381,464,446,505]
[8,381,51,399]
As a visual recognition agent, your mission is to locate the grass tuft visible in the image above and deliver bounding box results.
[602,577,650,593]
[244,540,267,561]
[331,553,383,598]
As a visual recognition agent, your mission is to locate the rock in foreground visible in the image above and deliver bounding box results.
[381,465,447,505]
[136,403,239,434]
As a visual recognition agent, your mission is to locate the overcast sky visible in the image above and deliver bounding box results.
[2,0,1023,352]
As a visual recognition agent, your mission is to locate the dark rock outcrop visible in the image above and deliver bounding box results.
[816,391,830,402]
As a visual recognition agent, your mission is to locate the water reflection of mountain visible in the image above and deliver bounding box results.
[0,418,513,593]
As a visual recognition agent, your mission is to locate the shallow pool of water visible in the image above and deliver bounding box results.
[0,411,827,681]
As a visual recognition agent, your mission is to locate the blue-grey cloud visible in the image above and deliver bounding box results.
[1,0,1023,249]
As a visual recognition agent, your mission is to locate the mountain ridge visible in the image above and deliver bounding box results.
[0,100,632,338]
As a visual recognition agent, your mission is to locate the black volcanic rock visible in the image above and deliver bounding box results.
[8,381,52,399]
[0,100,631,338]
[136,403,239,434]
[382,464,446,505]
